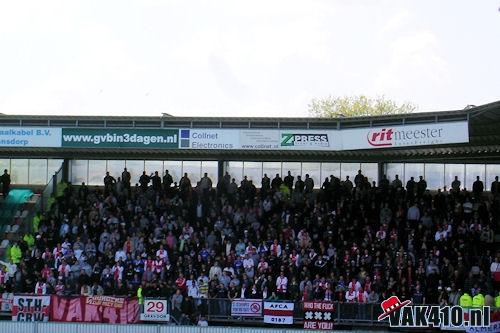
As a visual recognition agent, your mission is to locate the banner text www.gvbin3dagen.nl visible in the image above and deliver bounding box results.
[61,129,179,148]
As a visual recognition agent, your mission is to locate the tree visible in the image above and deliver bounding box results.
[308,95,417,118]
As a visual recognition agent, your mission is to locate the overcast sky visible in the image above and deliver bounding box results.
[0,0,499,118]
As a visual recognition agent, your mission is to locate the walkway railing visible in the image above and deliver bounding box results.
[41,164,63,213]
[205,299,387,326]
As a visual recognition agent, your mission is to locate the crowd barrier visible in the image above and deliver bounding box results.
[0,321,391,333]
[1,293,499,329]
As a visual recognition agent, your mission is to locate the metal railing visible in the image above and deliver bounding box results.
[41,164,63,212]
[204,299,387,327]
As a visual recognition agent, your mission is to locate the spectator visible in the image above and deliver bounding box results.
[392,174,402,189]
[451,176,461,194]
[472,176,484,197]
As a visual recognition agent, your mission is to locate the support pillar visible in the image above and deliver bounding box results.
[377,162,384,186]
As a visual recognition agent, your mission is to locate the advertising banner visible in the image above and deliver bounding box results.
[0,293,13,312]
[179,128,239,149]
[1,121,469,151]
[303,301,334,330]
[0,127,61,147]
[341,121,469,150]
[61,128,178,149]
[231,299,262,317]
[11,295,50,322]
[50,295,139,324]
[239,130,280,150]
[85,295,125,308]
[263,301,294,325]
[181,128,341,151]
[140,299,170,322]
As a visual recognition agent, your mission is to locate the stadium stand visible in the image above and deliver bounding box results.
[0,169,498,325]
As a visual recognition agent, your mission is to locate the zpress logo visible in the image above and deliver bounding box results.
[377,296,491,329]
[281,133,329,147]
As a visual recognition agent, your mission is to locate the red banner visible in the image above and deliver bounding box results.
[49,295,139,324]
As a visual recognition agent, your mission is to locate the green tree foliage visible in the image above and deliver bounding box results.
[308,95,417,118]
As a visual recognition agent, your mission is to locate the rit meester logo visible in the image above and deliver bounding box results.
[367,128,394,147]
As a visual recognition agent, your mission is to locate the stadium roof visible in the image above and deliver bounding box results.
[0,100,499,162]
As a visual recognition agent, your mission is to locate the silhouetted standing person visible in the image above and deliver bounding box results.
[472,176,484,198]
[354,170,364,189]
[139,171,150,192]
[1,169,11,197]
[151,171,162,192]
[284,171,294,191]
[103,171,116,195]
[163,170,173,191]
[491,176,499,197]
[417,176,427,197]
[122,168,131,192]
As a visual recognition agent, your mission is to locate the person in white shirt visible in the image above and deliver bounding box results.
[35,279,47,295]
[156,245,168,262]
[345,287,356,302]
[243,254,255,279]
[112,262,124,281]
[348,278,362,292]
[434,226,448,241]
[356,287,368,303]
[114,249,127,263]
[276,272,288,297]
[61,239,72,256]
[187,274,199,299]
[197,316,208,326]
[270,240,282,257]
[257,258,269,274]
[262,197,273,213]
[209,262,222,281]
[223,266,235,277]
[245,242,257,255]
[490,257,500,281]
[58,259,71,278]
[407,203,420,222]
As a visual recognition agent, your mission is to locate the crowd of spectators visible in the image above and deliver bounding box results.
[1,168,499,323]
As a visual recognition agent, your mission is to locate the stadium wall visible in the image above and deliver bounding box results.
[0,321,389,333]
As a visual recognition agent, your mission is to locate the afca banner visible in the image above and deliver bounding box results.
[0,127,61,147]
[50,295,139,324]
[263,301,294,325]
[341,121,469,150]
[12,295,50,322]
